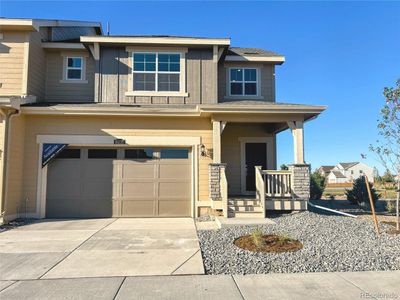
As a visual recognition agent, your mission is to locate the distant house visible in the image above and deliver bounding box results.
[327,170,348,184]
[327,162,374,184]
[317,166,335,177]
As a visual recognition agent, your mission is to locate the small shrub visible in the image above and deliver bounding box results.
[250,228,265,248]
[310,172,325,200]
[386,201,396,213]
[277,235,292,243]
[346,177,380,206]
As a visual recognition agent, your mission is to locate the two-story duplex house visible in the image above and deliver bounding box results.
[0,18,325,221]
[327,162,374,184]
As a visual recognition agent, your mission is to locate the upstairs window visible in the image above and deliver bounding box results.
[133,52,180,92]
[66,57,83,80]
[229,68,258,96]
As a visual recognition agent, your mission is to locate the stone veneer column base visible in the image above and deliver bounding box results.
[288,164,311,201]
[208,163,227,201]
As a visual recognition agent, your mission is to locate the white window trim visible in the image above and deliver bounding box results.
[126,51,188,97]
[60,55,88,84]
[227,67,261,98]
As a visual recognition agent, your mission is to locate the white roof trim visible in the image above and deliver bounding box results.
[42,42,86,49]
[81,36,231,46]
[225,55,285,63]
[0,18,102,32]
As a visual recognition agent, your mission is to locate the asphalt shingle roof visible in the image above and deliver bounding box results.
[227,47,283,57]
[339,162,359,170]
[331,171,347,178]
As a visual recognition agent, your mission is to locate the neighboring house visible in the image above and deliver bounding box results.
[317,165,335,177]
[327,171,348,184]
[327,162,374,184]
[0,18,325,221]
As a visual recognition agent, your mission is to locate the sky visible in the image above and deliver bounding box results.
[1,1,399,174]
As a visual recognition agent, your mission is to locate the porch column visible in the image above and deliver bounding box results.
[288,120,304,164]
[212,121,221,163]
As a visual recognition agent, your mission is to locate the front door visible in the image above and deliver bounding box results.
[244,143,267,192]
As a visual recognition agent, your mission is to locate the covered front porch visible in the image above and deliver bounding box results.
[202,104,324,218]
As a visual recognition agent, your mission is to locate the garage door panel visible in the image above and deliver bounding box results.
[82,181,113,198]
[158,200,191,216]
[121,182,155,197]
[48,160,81,178]
[79,198,112,218]
[47,181,82,198]
[84,160,113,176]
[46,198,82,218]
[121,200,155,217]
[159,164,190,179]
[159,182,190,198]
[121,163,156,179]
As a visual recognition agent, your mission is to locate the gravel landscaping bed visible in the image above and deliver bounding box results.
[197,211,400,274]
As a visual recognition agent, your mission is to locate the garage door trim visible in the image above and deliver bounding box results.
[36,134,201,219]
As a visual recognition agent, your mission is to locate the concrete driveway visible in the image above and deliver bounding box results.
[0,218,204,280]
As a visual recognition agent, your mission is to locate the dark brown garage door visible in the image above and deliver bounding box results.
[46,148,191,218]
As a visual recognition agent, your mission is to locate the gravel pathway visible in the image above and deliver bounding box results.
[197,211,400,275]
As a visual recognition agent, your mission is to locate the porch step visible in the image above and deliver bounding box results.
[227,197,264,218]
[228,206,263,213]
[230,211,264,218]
[228,199,259,206]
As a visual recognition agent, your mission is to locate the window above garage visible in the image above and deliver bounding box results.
[125,47,188,97]
[60,51,89,84]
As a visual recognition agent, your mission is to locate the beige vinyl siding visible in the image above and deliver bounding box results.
[0,31,27,96]
[4,114,26,217]
[221,123,276,195]
[27,30,46,99]
[5,115,212,218]
[44,50,95,102]
[218,62,276,102]
[98,47,217,104]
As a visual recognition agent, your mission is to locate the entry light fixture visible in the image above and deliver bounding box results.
[200,144,207,157]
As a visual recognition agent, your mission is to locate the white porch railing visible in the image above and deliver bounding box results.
[263,170,293,198]
[255,166,266,218]
[220,166,229,218]
[256,167,293,216]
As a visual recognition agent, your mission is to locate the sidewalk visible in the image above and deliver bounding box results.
[0,271,399,300]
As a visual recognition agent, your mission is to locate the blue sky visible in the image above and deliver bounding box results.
[1,1,399,174]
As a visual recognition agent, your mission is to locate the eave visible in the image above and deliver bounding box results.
[81,36,231,46]
[20,103,326,125]
[225,55,285,64]
[42,42,86,50]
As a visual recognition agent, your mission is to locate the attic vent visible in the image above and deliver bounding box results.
[243,52,259,55]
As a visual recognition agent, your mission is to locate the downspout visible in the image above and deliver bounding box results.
[1,108,20,221]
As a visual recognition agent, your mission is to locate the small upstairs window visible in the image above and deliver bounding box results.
[229,68,258,96]
[133,52,180,92]
[66,57,83,80]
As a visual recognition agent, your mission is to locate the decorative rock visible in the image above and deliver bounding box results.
[197,211,400,275]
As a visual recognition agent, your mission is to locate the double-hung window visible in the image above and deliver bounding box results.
[66,57,83,80]
[133,52,180,92]
[229,68,258,96]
